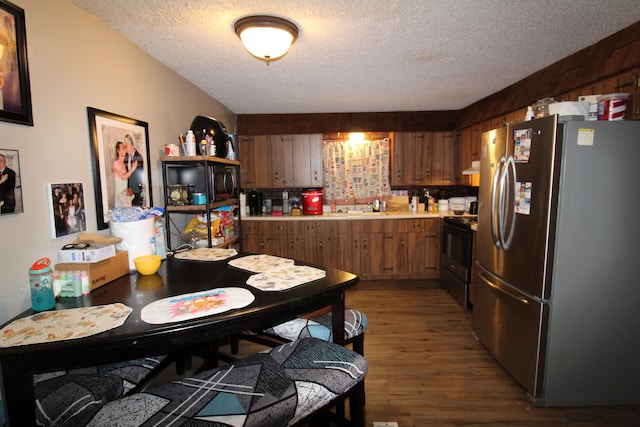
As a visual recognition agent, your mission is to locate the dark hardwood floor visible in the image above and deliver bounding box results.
[155,280,640,426]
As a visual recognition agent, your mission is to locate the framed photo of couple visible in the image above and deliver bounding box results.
[87,107,153,230]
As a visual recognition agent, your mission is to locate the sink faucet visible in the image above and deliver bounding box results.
[345,194,356,211]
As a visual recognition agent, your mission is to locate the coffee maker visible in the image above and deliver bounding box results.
[248,189,263,215]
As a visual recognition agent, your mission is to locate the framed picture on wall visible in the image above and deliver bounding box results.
[0,148,22,215]
[47,182,87,238]
[0,0,33,126]
[87,107,153,230]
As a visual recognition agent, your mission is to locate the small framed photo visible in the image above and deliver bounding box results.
[47,182,87,238]
[0,148,22,215]
[87,107,152,229]
[0,0,33,126]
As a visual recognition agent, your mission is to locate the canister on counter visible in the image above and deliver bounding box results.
[165,144,180,156]
[192,192,206,205]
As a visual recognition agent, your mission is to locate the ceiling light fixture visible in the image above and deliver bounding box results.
[234,15,298,65]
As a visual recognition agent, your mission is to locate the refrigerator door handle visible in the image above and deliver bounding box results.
[501,156,517,250]
[490,156,505,247]
[480,270,530,305]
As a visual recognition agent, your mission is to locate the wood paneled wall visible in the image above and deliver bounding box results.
[236,111,459,135]
[236,20,640,135]
[459,20,640,128]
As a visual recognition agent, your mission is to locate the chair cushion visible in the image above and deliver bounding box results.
[264,308,368,342]
[86,338,367,426]
[33,356,166,426]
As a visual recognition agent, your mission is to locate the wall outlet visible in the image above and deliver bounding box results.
[373,423,399,427]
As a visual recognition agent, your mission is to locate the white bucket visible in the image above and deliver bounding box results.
[110,217,156,270]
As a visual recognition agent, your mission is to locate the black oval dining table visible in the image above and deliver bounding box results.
[0,253,359,426]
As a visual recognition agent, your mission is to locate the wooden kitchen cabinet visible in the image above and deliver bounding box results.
[241,220,289,254]
[239,134,323,189]
[239,135,271,188]
[431,131,455,185]
[292,134,323,187]
[242,216,441,280]
[288,221,317,264]
[391,131,455,186]
[455,126,481,185]
[241,221,259,253]
[316,220,352,273]
[367,219,397,276]
[349,220,370,276]
[270,135,295,187]
[392,132,431,185]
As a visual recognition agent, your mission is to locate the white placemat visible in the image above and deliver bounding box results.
[246,265,327,291]
[228,254,295,273]
[0,303,132,347]
[141,287,255,324]
[174,247,238,262]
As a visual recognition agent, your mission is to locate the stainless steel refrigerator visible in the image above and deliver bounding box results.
[472,115,640,407]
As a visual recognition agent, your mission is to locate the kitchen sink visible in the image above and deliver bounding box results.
[325,211,385,216]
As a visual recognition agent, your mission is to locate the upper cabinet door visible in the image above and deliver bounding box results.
[239,135,273,188]
[431,131,455,185]
[240,134,324,189]
[292,134,323,188]
[270,135,294,188]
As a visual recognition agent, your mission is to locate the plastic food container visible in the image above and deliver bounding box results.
[548,101,590,119]
[449,197,466,214]
[597,93,629,121]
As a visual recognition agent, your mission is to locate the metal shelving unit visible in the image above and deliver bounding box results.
[160,155,240,250]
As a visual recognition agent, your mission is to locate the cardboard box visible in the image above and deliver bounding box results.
[58,244,116,263]
[55,250,129,291]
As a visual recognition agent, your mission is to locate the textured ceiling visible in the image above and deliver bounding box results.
[71,0,640,115]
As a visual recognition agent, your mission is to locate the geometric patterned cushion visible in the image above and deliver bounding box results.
[264,308,368,342]
[33,355,167,426]
[86,338,367,426]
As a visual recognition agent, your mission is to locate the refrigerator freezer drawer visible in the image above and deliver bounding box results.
[472,268,548,398]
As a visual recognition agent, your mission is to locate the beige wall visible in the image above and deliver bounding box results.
[0,0,235,324]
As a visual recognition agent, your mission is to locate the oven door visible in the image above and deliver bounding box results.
[441,219,473,309]
[441,220,472,283]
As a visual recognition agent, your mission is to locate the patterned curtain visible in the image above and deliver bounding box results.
[322,138,391,205]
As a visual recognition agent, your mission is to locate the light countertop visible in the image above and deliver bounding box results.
[242,211,476,221]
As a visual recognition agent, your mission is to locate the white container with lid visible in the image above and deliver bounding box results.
[449,197,466,211]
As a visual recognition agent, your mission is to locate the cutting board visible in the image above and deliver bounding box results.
[385,195,410,212]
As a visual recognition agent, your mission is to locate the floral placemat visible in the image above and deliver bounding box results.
[228,254,295,273]
[0,303,132,347]
[246,265,326,291]
[174,248,238,262]
[141,287,255,325]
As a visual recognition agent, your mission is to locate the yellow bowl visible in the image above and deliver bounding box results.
[133,255,162,275]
